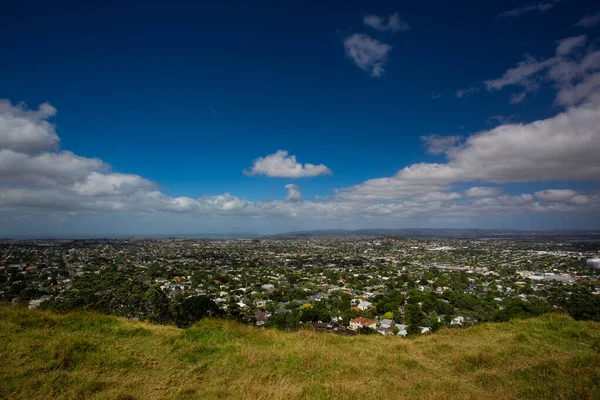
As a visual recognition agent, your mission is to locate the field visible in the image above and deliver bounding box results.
[1,305,599,399]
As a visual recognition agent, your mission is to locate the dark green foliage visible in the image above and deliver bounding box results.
[42,268,221,327]
[171,294,222,328]
[357,326,377,335]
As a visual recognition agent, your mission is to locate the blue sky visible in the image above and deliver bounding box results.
[1,0,600,236]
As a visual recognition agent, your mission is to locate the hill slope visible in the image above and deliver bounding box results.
[1,306,599,400]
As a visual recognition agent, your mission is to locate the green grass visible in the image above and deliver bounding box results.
[1,305,599,399]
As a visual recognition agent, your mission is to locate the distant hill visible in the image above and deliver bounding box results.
[268,228,600,240]
[1,305,599,399]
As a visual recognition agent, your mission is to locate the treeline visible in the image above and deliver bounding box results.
[41,267,221,328]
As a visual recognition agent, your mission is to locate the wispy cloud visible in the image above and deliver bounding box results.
[420,134,462,155]
[498,1,559,18]
[363,13,410,32]
[484,34,600,106]
[455,85,480,98]
[344,34,392,77]
[575,12,600,28]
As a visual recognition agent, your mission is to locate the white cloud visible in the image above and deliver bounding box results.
[285,184,303,202]
[1,98,599,230]
[0,100,59,154]
[484,34,600,106]
[534,189,577,202]
[0,149,106,187]
[576,12,600,28]
[555,72,600,106]
[400,101,600,184]
[555,35,586,56]
[498,1,558,18]
[73,172,156,197]
[420,134,462,155]
[432,92,442,99]
[344,34,391,77]
[465,187,503,197]
[243,150,331,178]
[363,13,410,32]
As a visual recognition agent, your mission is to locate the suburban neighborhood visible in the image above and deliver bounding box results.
[1,234,599,334]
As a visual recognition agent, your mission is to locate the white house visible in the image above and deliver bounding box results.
[349,317,377,330]
[451,316,465,326]
[357,300,373,311]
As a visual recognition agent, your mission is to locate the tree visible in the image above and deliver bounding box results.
[405,303,423,334]
[171,295,221,328]
[142,287,172,324]
[382,311,394,320]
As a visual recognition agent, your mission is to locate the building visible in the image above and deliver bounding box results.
[586,259,600,269]
[379,319,395,329]
[255,310,272,326]
[349,317,377,330]
[357,300,373,311]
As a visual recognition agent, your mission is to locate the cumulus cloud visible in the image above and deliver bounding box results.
[576,12,600,28]
[465,187,503,197]
[534,189,578,202]
[243,150,331,178]
[0,100,59,154]
[338,97,600,209]
[344,34,391,77]
[73,172,156,197]
[400,102,600,183]
[363,13,410,32]
[285,184,303,202]
[498,1,558,18]
[484,34,600,106]
[421,134,462,155]
[1,99,599,230]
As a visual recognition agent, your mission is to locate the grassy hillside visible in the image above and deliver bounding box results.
[1,306,599,400]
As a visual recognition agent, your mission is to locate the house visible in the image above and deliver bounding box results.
[397,329,408,337]
[420,327,432,334]
[377,327,394,335]
[261,284,275,293]
[451,316,465,326]
[357,300,373,311]
[254,299,267,308]
[394,323,409,337]
[379,319,395,329]
[349,317,377,330]
[309,293,329,302]
[255,310,272,326]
